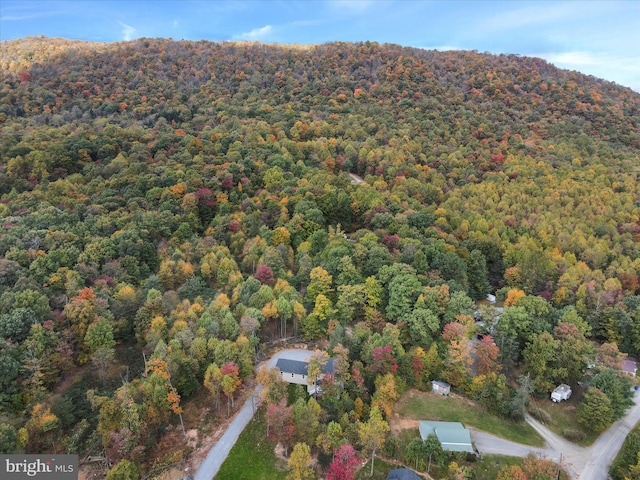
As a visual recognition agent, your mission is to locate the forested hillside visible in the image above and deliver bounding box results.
[0,37,639,478]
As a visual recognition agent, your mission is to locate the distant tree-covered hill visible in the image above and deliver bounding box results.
[0,37,638,477]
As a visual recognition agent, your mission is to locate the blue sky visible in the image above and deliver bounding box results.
[1,1,639,91]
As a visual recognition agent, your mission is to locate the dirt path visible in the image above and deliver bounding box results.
[349,173,365,184]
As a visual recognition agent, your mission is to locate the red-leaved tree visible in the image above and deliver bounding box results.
[442,322,467,343]
[254,264,275,285]
[266,399,295,456]
[475,335,500,375]
[220,362,241,416]
[369,345,397,375]
[327,444,360,480]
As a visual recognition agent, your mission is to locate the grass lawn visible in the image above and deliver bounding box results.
[474,454,524,480]
[396,427,420,454]
[395,390,544,447]
[471,454,569,480]
[215,411,287,480]
[528,393,598,446]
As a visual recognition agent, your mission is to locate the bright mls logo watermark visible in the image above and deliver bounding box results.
[1,455,78,479]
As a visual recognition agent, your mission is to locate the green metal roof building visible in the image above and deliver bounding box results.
[419,421,474,453]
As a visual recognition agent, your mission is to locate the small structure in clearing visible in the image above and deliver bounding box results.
[551,384,572,402]
[432,380,451,396]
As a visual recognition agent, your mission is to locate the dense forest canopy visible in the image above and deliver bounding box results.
[0,36,639,477]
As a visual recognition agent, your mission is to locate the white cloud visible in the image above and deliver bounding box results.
[535,51,640,91]
[119,21,137,41]
[479,2,595,32]
[537,51,600,66]
[234,24,273,41]
[537,51,640,72]
[173,20,179,28]
[1,11,62,21]
[0,2,67,22]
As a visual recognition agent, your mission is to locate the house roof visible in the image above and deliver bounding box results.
[419,421,473,453]
[276,357,335,376]
[386,468,422,480]
[553,384,571,394]
[276,358,308,375]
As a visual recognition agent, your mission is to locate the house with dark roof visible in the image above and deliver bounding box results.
[275,357,335,394]
[419,421,473,453]
[386,467,421,480]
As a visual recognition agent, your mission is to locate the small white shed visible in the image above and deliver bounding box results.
[432,380,451,396]
[551,384,572,402]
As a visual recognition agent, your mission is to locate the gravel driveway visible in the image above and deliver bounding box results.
[194,348,314,480]
[473,390,640,479]
[469,429,555,460]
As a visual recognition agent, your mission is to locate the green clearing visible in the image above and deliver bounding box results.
[475,455,569,480]
[214,411,287,480]
[370,449,532,480]
[395,427,420,454]
[474,455,524,480]
[473,454,567,480]
[395,390,544,447]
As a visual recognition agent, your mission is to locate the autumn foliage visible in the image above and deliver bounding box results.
[0,36,637,478]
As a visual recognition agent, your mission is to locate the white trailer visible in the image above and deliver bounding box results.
[551,384,572,402]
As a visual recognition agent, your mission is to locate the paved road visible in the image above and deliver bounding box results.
[562,389,640,480]
[470,429,554,459]
[472,390,640,479]
[524,415,583,479]
[194,349,314,480]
